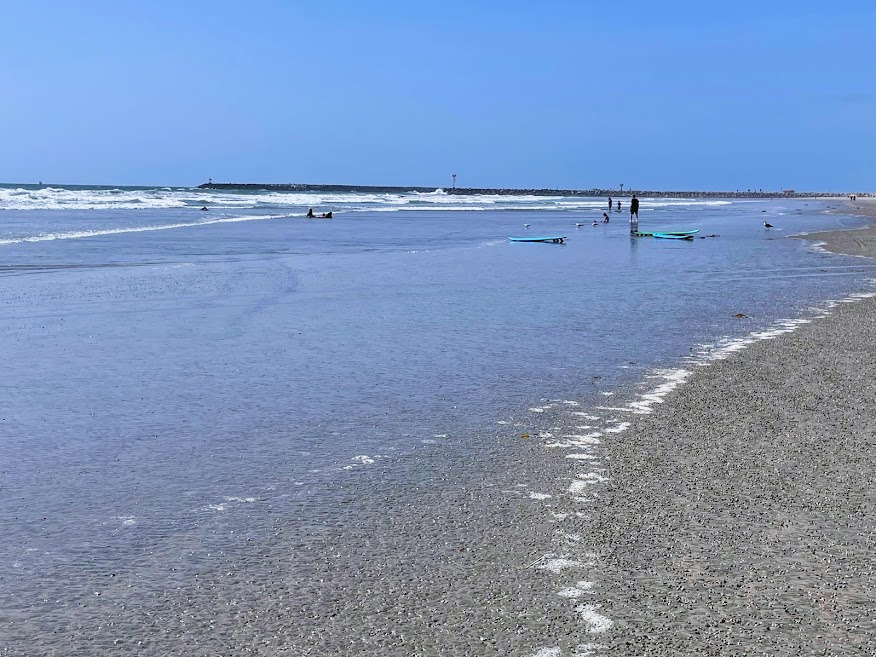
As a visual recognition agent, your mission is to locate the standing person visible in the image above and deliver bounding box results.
[608,196,612,211]
[630,194,639,220]
[617,200,621,212]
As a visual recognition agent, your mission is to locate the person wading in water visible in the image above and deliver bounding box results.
[630,194,639,220]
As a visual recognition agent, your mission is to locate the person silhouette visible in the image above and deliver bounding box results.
[630,195,639,220]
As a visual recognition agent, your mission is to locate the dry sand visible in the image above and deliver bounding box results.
[593,200,876,656]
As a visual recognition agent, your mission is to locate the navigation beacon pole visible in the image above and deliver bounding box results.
[451,173,456,190]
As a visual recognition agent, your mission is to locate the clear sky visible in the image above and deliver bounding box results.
[2,1,874,190]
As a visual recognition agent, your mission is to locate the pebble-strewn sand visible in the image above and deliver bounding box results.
[592,202,876,656]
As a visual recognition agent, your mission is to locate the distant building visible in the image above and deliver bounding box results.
[783,189,795,195]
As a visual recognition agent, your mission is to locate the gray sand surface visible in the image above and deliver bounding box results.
[795,198,876,258]
[594,202,876,655]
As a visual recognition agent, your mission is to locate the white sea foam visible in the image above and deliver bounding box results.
[577,604,613,633]
[530,648,562,657]
[529,492,553,500]
[538,558,584,574]
[0,212,294,245]
[687,290,876,365]
[545,432,602,448]
[596,368,691,416]
[558,581,595,598]
[603,422,631,434]
[0,186,737,214]
[569,472,608,495]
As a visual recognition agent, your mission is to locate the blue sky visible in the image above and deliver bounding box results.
[1,1,874,190]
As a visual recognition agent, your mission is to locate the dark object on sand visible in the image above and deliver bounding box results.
[508,235,566,244]
[733,313,747,318]
[764,222,774,228]
[200,206,208,211]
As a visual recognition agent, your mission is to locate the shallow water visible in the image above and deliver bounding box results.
[1,188,873,653]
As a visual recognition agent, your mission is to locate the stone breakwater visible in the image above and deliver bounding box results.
[196,182,870,199]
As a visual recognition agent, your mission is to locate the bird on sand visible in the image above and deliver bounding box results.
[575,223,584,227]
[763,221,774,228]
[523,224,531,228]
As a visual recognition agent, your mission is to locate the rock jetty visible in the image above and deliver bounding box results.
[197,182,867,199]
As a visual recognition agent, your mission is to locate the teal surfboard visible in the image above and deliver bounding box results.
[634,229,699,237]
[508,236,567,243]
[653,232,695,240]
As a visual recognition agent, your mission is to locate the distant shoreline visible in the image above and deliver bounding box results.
[793,197,876,257]
[197,182,870,199]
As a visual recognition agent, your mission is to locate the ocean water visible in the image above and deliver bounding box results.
[1,185,873,653]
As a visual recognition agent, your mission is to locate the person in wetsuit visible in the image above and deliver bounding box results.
[630,194,639,220]
[306,208,315,218]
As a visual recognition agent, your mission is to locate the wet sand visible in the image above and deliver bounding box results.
[594,201,876,655]
[796,198,876,259]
